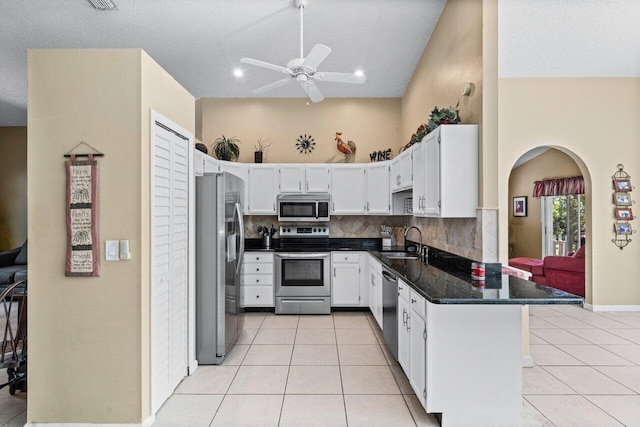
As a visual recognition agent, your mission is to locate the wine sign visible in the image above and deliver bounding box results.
[370,149,392,162]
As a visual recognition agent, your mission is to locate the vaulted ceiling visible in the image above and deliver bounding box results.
[0,0,447,125]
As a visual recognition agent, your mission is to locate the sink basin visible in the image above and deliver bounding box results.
[381,251,420,260]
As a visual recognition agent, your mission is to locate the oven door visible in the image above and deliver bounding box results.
[275,253,330,297]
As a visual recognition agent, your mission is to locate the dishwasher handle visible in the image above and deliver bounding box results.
[382,270,397,282]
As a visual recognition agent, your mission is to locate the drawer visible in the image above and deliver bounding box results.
[398,279,410,302]
[331,252,360,264]
[244,252,274,263]
[241,286,274,307]
[241,262,274,275]
[240,274,274,286]
[410,288,426,320]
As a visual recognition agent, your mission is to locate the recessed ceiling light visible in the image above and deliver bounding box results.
[354,70,364,77]
[233,69,244,77]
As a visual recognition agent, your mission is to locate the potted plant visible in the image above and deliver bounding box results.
[426,101,461,132]
[212,134,241,161]
[254,136,273,163]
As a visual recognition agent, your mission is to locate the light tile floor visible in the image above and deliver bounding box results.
[2,306,640,426]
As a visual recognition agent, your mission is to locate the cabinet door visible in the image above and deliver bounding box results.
[332,263,361,306]
[280,165,305,193]
[423,131,440,216]
[219,161,249,213]
[398,297,411,373]
[373,270,383,329]
[390,157,401,191]
[203,156,220,173]
[409,309,426,407]
[306,165,331,193]
[366,163,390,214]
[399,149,413,189]
[331,165,366,214]
[412,142,425,215]
[248,165,278,214]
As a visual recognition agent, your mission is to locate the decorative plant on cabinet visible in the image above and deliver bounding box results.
[212,135,241,161]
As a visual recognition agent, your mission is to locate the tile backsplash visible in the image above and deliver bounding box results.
[244,214,484,261]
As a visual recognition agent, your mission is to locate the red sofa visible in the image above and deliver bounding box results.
[509,246,585,297]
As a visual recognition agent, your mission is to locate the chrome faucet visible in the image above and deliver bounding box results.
[403,225,423,255]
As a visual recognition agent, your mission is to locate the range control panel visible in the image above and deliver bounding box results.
[279,225,330,238]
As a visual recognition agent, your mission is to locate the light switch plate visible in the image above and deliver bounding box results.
[105,240,119,261]
[119,239,131,260]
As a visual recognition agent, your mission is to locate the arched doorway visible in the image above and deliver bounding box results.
[506,146,592,301]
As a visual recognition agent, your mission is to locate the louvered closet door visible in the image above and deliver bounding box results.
[152,123,189,413]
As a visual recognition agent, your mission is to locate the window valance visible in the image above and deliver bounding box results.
[532,176,584,197]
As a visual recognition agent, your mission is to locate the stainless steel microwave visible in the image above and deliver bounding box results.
[277,194,330,222]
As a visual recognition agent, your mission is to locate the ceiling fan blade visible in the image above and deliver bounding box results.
[303,44,332,70]
[253,77,293,94]
[314,71,366,84]
[240,58,291,74]
[299,79,324,103]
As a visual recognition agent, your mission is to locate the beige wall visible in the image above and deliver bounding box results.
[400,0,484,260]
[27,49,194,423]
[197,98,401,164]
[499,78,640,306]
[508,149,582,258]
[0,126,27,250]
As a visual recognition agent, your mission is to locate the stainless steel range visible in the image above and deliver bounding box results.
[275,225,331,314]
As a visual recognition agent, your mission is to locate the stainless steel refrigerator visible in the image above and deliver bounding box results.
[196,172,245,364]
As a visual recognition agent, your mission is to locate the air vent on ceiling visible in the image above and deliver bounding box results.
[87,0,117,10]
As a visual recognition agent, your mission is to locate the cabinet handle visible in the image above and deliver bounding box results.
[402,309,407,325]
[411,298,417,304]
[256,279,260,283]
[273,202,275,211]
[367,202,370,211]
[256,268,259,271]
[256,294,260,298]
[333,267,336,277]
[333,202,335,211]
[299,181,302,190]
[399,285,403,291]
[306,180,309,191]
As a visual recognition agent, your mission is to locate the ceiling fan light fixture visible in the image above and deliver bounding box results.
[86,0,117,10]
[354,70,364,77]
[233,68,244,77]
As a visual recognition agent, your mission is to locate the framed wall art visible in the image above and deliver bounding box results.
[513,196,527,217]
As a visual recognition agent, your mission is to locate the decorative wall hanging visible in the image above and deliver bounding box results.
[335,132,356,162]
[64,142,102,276]
[611,164,635,249]
[513,196,527,217]
[296,134,315,154]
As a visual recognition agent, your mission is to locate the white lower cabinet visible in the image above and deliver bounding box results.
[397,281,427,407]
[240,252,274,307]
[331,252,364,307]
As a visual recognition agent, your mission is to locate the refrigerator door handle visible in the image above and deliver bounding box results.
[235,202,245,275]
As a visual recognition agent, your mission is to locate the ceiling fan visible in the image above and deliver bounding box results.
[240,0,366,103]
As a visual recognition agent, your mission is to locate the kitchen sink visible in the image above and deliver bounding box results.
[381,251,420,260]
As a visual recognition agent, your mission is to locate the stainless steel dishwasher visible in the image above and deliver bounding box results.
[381,265,398,360]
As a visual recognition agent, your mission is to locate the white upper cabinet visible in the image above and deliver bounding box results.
[412,142,426,215]
[279,164,331,194]
[279,165,305,193]
[331,165,366,214]
[421,125,478,218]
[366,163,391,214]
[306,164,331,193]
[391,146,414,192]
[248,165,278,214]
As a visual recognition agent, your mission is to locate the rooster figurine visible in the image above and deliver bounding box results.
[335,132,356,162]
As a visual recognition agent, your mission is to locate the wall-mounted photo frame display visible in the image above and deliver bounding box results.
[615,207,634,220]
[614,222,633,235]
[613,178,632,192]
[513,196,527,217]
[613,192,632,206]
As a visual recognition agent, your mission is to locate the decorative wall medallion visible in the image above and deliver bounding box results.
[296,134,315,154]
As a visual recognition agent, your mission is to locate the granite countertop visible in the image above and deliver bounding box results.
[371,252,584,306]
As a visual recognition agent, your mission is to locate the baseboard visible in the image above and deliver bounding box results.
[189,359,199,375]
[584,303,640,312]
[26,415,155,427]
[522,355,534,368]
